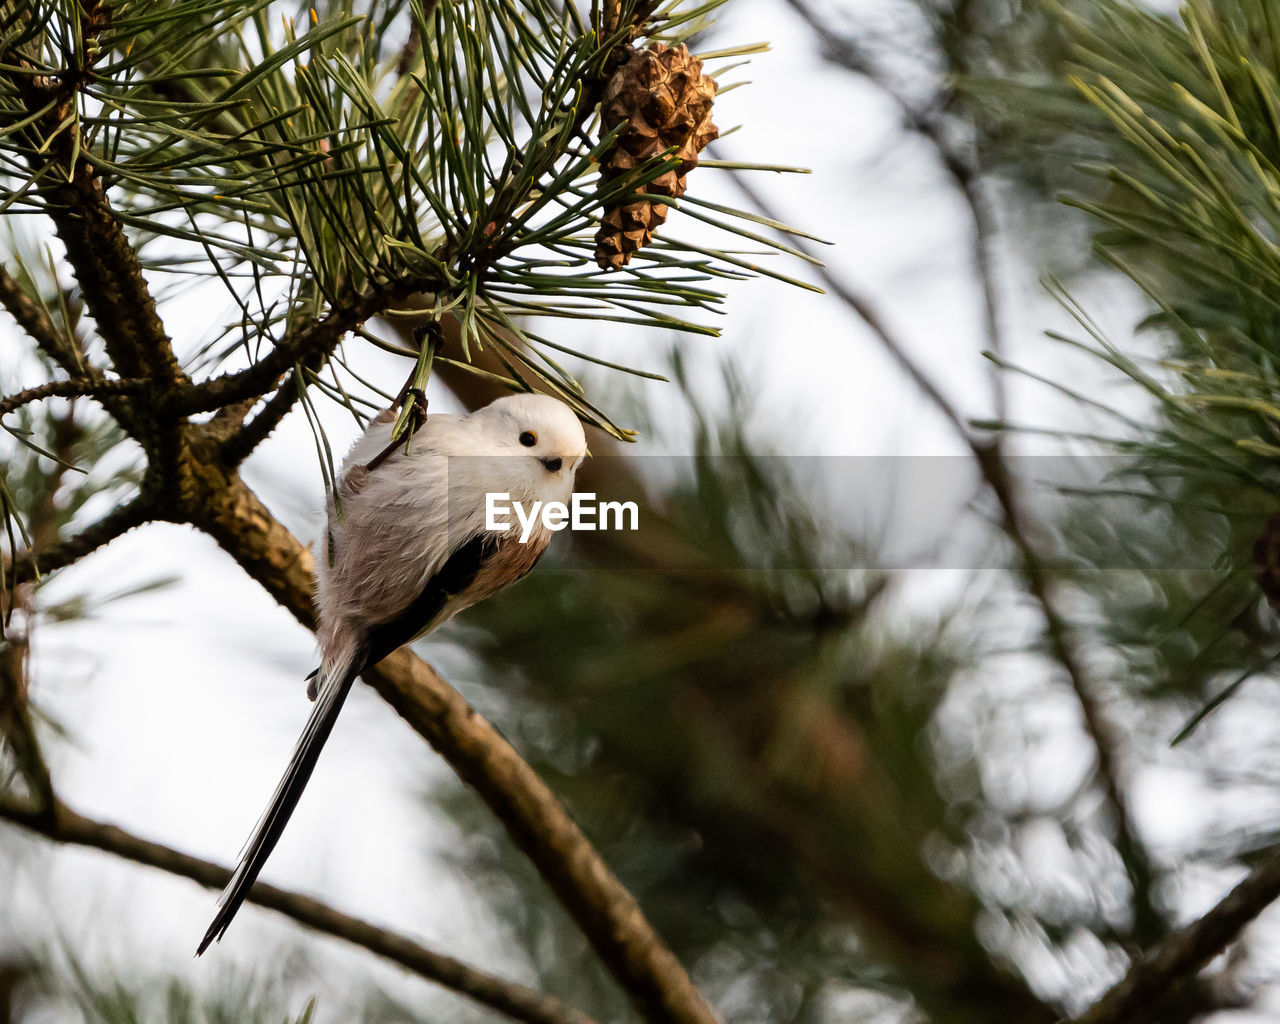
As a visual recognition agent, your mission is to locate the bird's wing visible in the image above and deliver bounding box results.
[315,416,474,645]
[360,528,503,668]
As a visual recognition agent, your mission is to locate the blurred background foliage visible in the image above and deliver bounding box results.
[14,0,1280,1023]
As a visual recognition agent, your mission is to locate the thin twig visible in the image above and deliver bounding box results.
[0,792,598,1024]
[0,378,149,418]
[0,267,86,378]
[1073,843,1280,1024]
[720,164,969,436]
[781,0,1009,422]
[165,286,410,419]
[974,445,1161,944]
[0,632,54,817]
[0,272,143,434]
[3,493,152,587]
[3,40,186,391]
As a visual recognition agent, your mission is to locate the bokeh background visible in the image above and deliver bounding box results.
[6,0,1280,1022]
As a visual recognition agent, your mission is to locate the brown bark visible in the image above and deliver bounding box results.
[0,792,599,1024]
[1074,845,1280,1024]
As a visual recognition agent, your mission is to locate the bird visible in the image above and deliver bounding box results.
[197,392,588,954]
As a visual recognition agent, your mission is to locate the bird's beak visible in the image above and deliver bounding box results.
[539,456,564,472]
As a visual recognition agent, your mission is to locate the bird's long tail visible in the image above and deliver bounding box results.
[196,647,364,954]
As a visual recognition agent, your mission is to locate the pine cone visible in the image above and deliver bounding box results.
[594,42,718,270]
[1253,514,1280,613]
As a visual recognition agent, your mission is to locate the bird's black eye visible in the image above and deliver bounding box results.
[519,431,537,447]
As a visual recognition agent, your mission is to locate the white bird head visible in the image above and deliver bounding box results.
[472,393,589,478]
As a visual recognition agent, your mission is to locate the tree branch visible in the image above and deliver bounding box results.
[7,73,186,390]
[0,633,54,817]
[0,791,598,1024]
[1074,844,1280,1024]
[362,651,714,1024]
[4,493,152,587]
[0,378,149,419]
[162,285,409,421]
[0,266,89,379]
[182,457,717,1024]
[219,379,303,466]
[780,0,1009,421]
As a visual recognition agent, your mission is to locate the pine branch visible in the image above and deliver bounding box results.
[1074,843,1280,1024]
[0,635,53,818]
[0,7,798,1018]
[177,0,664,460]
[0,378,149,418]
[1,0,803,461]
[0,791,599,1024]
[0,267,87,379]
[4,493,152,587]
[2,69,186,391]
[165,284,413,420]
